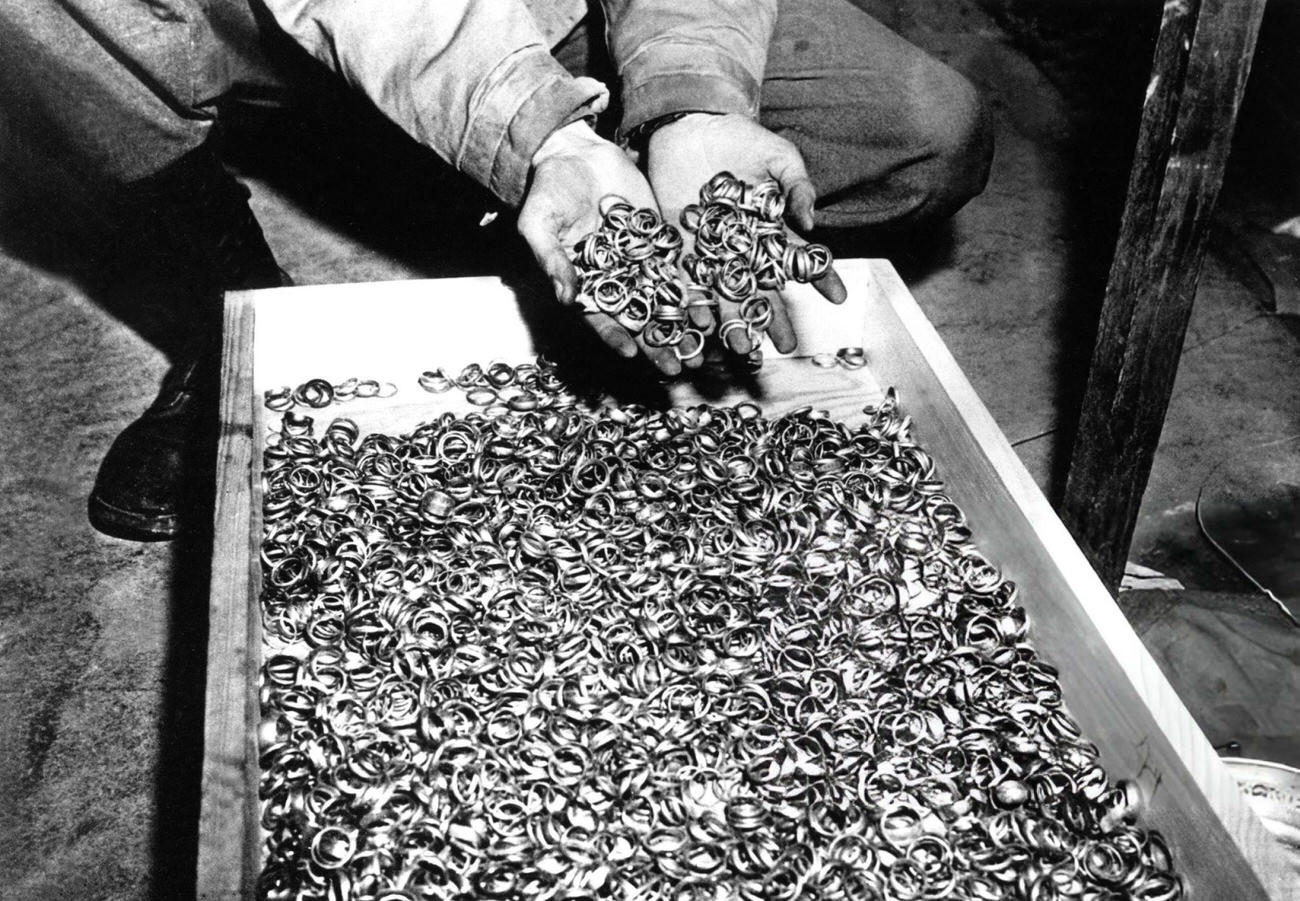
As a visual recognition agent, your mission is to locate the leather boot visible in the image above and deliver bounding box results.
[88,138,288,540]
[89,358,215,540]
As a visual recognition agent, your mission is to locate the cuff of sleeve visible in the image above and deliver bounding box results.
[617,42,761,143]
[461,50,609,206]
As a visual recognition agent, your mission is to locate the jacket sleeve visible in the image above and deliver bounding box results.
[261,0,609,205]
[600,0,778,141]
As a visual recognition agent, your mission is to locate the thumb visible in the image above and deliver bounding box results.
[518,210,579,304]
[772,153,816,232]
[787,180,817,233]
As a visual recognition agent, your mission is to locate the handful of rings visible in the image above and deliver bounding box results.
[571,172,833,363]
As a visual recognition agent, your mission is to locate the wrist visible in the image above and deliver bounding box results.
[531,119,603,167]
[631,111,724,151]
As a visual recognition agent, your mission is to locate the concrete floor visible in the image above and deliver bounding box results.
[2,4,1299,899]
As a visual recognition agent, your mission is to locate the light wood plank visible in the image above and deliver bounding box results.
[197,293,258,899]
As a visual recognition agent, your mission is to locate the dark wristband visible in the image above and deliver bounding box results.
[624,111,719,148]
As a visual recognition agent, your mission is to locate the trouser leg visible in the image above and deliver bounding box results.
[760,0,994,229]
[84,133,287,540]
[2,2,290,539]
[0,0,217,185]
[0,0,285,292]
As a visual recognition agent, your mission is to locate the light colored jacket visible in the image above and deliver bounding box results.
[262,0,778,204]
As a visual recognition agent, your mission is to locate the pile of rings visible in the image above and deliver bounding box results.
[571,172,833,364]
[256,357,1185,901]
[681,172,831,351]
[571,199,706,363]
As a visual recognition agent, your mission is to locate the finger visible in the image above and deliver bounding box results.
[717,311,753,355]
[585,313,639,358]
[687,299,716,332]
[709,290,751,354]
[813,264,848,305]
[517,207,580,304]
[671,326,708,371]
[635,335,682,376]
[589,312,683,375]
[678,345,706,370]
[766,292,798,354]
[783,227,847,305]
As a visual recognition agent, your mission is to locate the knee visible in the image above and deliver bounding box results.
[813,63,993,230]
[909,68,994,220]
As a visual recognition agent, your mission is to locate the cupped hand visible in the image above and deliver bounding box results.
[646,113,847,355]
[518,121,686,374]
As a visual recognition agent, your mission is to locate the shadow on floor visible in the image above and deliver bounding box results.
[980,1,1160,502]
[151,528,212,901]
[0,154,209,367]
[220,86,532,283]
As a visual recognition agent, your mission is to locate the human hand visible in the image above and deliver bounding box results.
[646,113,847,355]
[519,121,686,374]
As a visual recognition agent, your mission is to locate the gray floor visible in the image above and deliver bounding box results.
[2,4,1299,899]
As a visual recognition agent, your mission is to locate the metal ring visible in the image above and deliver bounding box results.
[717,318,750,347]
[674,329,706,362]
[418,369,454,393]
[263,386,294,411]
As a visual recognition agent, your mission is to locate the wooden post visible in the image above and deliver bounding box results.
[1061,0,1268,592]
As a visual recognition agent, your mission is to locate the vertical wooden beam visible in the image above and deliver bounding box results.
[1061,0,1268,592]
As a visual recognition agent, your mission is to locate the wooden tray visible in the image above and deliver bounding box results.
[198,259,1290,898]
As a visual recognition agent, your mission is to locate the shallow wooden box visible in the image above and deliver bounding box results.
[199,259,1290,899]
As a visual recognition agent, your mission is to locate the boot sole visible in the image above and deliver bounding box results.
[88,494,180,541]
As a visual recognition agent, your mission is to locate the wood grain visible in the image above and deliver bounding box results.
[198,261,1290,898]
[1062,0,1270,590]
[197,292,259,899]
